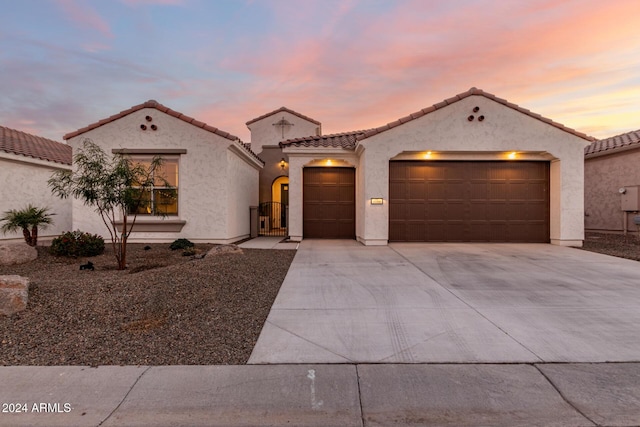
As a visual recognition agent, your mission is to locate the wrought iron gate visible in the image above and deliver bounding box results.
[258,202,288,237]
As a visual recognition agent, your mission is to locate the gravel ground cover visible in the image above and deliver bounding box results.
[580,232,640,261]
[0,244,295,366]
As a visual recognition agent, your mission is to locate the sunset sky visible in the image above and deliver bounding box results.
[1,0,639,143]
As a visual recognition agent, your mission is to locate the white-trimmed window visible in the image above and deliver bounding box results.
[129,156,179,215]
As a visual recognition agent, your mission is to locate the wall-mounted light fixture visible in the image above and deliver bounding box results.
[424,151,432,159]
[508,151,517,159]
[371,198,384,205]
[280,158,287,170]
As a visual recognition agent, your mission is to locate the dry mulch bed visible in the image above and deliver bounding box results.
[0,244,295,366]
[580,232,640,261]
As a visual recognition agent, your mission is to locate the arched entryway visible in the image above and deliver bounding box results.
[258,176,289,236]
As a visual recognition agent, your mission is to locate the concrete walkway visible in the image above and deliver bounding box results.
[238,236,299,250]
[2,363,640,426]
[250,240,640,364]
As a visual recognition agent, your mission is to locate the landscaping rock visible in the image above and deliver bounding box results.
[0,243,37,266]
[205,244,243,257]
[0,275,29,316]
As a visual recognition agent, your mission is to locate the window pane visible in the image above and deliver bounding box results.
[154,188,178,214]
[128,189,152,215]
[132,159,153,186]
[155,159,179,187]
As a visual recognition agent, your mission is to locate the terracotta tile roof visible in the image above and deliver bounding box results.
[63,100,263,164]
[280,130,373,149]
[357,87,596,142]
[246,106,321,126]
[585,129,640,157]
[0,125,71,165]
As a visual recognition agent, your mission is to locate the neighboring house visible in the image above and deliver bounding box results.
[0,125,72,242]
[279,88,594,246]
[63,100,263,244]
[584,129,640,233]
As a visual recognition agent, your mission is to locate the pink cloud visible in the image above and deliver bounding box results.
[54,0,113,39]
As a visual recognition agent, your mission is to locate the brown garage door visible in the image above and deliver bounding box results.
[303,167,355,239]
[389,161,549,242]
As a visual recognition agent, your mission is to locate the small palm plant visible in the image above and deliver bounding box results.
[0,205,55,246]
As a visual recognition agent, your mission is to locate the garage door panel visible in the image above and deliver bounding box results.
[303,167,355,239]
[428,182,445,199]
[426,201,446,218]
[389,161,549,242]
[470,182,488,199]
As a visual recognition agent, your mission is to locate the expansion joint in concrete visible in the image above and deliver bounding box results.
[97,365,151,426]
[533,364,599,427]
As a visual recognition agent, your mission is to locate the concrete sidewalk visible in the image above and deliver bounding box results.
[1,363,639,426]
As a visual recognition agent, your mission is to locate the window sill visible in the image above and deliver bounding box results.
[113,219,186,233]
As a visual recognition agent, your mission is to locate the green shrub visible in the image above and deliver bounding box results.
[169,238,194,251]
[50,231,105,257]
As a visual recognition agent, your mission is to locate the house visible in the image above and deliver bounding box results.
[278,88,594,246]
[584,129,640,233]
[3,87,594,247]
[0,125,72,242]
[63,100,263,244]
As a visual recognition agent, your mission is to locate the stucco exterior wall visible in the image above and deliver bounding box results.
[0,153,72,242]
[226,148,260,240]
[67,107,260,243]
[358,95,590,246]
[247,111,320,154]
[585,148,640,232]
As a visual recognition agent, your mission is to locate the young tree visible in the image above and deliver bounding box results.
[48,139,173,270]
[0,205,55,246]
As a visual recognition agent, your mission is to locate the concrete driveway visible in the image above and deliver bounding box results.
[249,240,640,364]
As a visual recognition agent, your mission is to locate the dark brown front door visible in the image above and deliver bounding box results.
[303,167,355,239]
[389,161,550,242]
